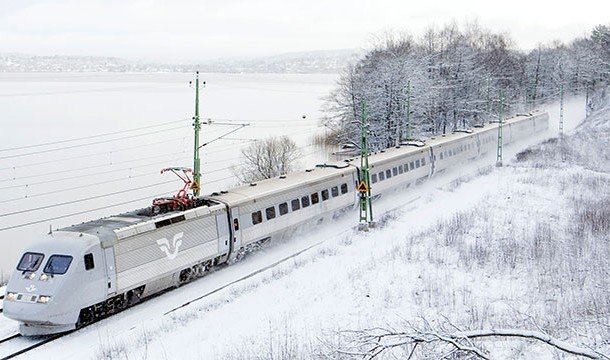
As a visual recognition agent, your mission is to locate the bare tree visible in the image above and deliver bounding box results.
[232,136,301,183]
[330,321,610,359]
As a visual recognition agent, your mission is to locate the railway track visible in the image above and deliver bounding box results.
[164,238,328,315]
[0,333,63,360]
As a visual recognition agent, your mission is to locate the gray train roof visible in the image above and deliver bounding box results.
[207,161,356,205]
[57,110,545,240]
[364,110,545,165]
[59,203,225,247]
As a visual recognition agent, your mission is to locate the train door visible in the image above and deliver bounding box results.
[231,207,242,255]
[429,147,435,177]
[103,247,117,296]
[216,212,230,255]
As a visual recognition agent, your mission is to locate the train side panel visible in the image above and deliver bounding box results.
[111,206,227,295]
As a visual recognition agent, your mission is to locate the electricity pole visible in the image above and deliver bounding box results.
[358,103,373,230]
[192,71,202,196]
[559,80,565,136]
[405,80,411,141]
[496,90,504,167]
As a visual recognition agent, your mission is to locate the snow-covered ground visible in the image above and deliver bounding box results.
[2,94,606,359]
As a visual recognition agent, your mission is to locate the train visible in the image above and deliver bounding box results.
[2,110,549,336]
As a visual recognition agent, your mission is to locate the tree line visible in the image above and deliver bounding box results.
[323,22,610,151]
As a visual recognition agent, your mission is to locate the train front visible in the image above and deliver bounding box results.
[3,232,102,336]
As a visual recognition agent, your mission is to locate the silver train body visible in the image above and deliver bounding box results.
[3,111,549,335]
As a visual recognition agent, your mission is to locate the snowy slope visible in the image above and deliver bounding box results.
[3,97,606,359]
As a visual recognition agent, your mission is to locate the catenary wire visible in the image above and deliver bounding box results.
[0,174,237,232]
[0,118,189,153]
[0,150,190,183]
[0,125,190,161]
[0,136,190,172]
[0,180,180,218]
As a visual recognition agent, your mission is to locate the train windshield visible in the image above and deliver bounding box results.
[16,252,44,272]
[44,255,73,275]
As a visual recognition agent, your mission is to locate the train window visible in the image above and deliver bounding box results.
[44,255,73,275]
[392,167,398,176]
[301,196,310,208]
[371,174,378,183]
[410,162,415,170]
[234,218,240,231]
[385,169,392,179]
[379,172,385,181]
[252,211,263,225]
[266,206,276,220]
[331,186,339,197]
[341,183,348,194]
[291,199,300,211]
[416,159,420,168]
[404,164,409,172]
[321,189,329,201]
[17,252,44,272]
[84,253,94,271]
[422,158,426,166]
[311,192,320,204]
[279,202,289,215]
[440,152,444,160]
[398,166,404,174]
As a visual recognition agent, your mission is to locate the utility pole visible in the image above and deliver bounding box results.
[486,76,491,120]
[358,103,374,230]
[496,90,504,167]
[405,80,411,141]
[559,79,565,136]
[192,71,202,197]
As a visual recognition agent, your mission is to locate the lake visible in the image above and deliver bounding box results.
[0,72,339,278]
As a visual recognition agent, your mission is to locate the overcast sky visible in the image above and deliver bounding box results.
[0,0,608,61]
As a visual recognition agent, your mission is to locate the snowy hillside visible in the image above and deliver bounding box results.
[0,95,605,359]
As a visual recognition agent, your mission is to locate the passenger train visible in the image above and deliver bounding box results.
[3,110,549,335]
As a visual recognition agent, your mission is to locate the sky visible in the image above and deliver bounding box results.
[0,0,608,61]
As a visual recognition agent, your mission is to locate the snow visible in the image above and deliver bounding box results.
[1,96,604,359]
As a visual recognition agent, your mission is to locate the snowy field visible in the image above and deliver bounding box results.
[1,88,606,359]
[0,72,338,277]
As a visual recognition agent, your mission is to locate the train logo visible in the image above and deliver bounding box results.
[156,232,184,260]
[26,284,37,293]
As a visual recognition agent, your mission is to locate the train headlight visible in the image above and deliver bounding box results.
[37,295,51,304]
[39,273,49,281]
[6,292,17,301]
[25,272,36,280]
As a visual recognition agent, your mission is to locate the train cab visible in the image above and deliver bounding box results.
[3,231,106,336]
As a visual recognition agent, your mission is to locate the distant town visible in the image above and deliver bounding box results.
[0,49,361,73]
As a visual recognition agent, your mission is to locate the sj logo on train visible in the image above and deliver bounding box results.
[157,232,183,260]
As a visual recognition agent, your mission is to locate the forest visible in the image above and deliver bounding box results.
[323,22,610,150]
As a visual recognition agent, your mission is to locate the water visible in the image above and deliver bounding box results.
[0,72,339,277]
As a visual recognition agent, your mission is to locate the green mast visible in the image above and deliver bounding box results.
[496,90,504,167]
[405,80,411,142]
[192,71,202,196]
[358,103,374,230]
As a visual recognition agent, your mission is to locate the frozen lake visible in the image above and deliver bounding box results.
[0,72,339,278]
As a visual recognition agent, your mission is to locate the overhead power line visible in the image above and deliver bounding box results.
[0,174,236,232]
[0,170,160,204]
[0,135,190,172]
[0,163,237,204]
[0,118,189,153]
[0,150,190,183]
[0,180,179,218]
[0,155,192,190]
[0,125,190,161]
